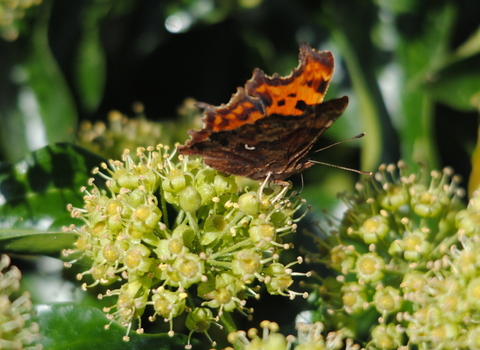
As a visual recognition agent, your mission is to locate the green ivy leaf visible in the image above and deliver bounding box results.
[430,73,480,111]
[74,2,109,113]
[0,143,106,256]
[34,303,206,350]
[395,3,457,168]
[0,0,79,162]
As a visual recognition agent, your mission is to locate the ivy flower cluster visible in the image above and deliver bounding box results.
[76,108,163,160]
[0,0,42,41]
[0,255,42,350]
[306,161,480,349]
[226,320,361,350]
[65,145,309,346]
[76,99,202,160]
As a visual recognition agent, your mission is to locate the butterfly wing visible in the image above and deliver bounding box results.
[178,97,348,181]
[279,96,349,175]
[178,43,346,181]
[245,43,334,116]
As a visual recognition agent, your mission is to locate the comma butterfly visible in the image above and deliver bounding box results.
[178,43,349,182]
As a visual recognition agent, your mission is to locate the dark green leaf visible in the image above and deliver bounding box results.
[0,143,106,256]
[75,30,106,113]
[395,4,456,168]
[0,0,78,162]
[34,303,206,350]
[74,2,109,113]
[429,72,480,111]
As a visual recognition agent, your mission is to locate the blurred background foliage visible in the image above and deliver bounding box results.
[0,0,479,347]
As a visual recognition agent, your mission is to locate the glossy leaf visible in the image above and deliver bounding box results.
[0,143,106,256]
[34,303,206,350]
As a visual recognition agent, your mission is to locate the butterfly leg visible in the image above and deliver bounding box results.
[259,173,292,203]
[258,172,273,203]
[271,181,292,203]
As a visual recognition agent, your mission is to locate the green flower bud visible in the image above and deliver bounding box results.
[162,168,187,193]
[195,168,216,185]
[213,174,237,196]
[410,185,448,218]
[202,215,227,245]
[125,189,147,208]
[467,326,480,350]
[102,244,122,264]
[371,323,402,350]
[170,252,204,288]
[248,222,276,248]
[152,287,186,319]
[107,214,124,233]
[197,183,216,205]
[179,186,202,212]
[172,224,195,249]
[329,245,356,272]
[359,215,389,243]
[238,191,260,216]
[456,208,480,236]
[264,263,293,296]
[125,244,153,275]
[132,204,162,229]
[134,164,159,192]
[113,168,139,190]
[467,277,480,309]
[379,183,409,211]
[232,249,262,282]
[186,307,213,333]
[373,286,402,315]
[341,282,368,315]
[401,230,430,261]
[355,252,385,283]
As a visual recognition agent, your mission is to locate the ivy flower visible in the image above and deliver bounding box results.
[65,144,309,345]
[307,162,476,349]
[0,255,42,349]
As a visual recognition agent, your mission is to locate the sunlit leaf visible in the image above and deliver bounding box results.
[0,143,106,256]
[0,2,78,161]
[34,303,207,350]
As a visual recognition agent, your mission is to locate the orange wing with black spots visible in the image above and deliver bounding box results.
[178,43,348,182]
[186,43,334,139]
[245,42,334,117]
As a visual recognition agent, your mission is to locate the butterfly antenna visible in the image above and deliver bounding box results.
[310,132,372,175]
[312,132,367,154]
[308,160,372,175]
